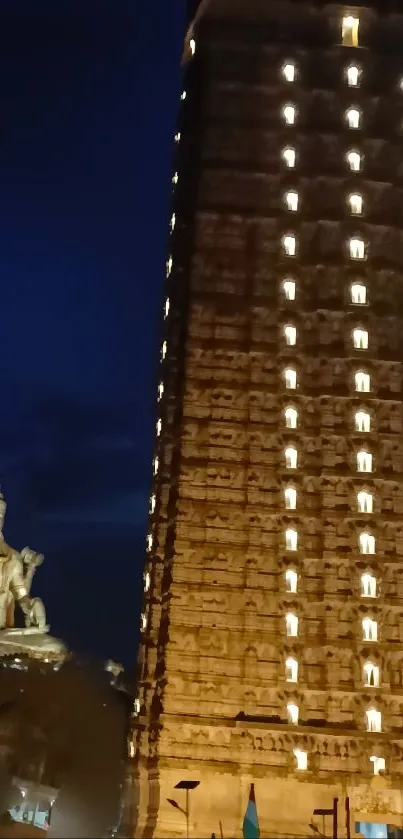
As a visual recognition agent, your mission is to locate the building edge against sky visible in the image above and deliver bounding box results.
[130,1,403,837]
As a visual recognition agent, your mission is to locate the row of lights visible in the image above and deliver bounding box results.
[139,60,195,642]
[281,44,372,719]
[284,527,376,556]
[282,60,362,88]
[283,146,362,172]
[284,485,373,513]
[283,190,364,216]
[285,568,376,597]
[135,45,200,723]
[282,324,368,348]
[283,442,371,471]
[284,609,378,639]
[283,279,366,305]
[277,29,388,775]
[145,70,196,535]
[285,654,379,689]
[279,26,388,347]
[282,102,364,130]
[281,404,370,430]
[151,436,372,478]
[284,368,372,395]
[151,291,170,490]
[281,233,367,260]
[291,748,384,775]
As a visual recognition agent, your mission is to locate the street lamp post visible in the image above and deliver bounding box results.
[167,780,200,839]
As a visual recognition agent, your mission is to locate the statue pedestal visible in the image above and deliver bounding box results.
[0,628,67,662]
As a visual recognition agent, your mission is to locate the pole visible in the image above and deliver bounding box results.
[186,788,189,839]
[345,797,351,839]
[332,798,338,839]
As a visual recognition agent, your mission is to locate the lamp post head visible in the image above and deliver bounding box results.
[175,780,200,790]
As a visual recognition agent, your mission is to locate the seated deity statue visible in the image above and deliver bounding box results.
[0,491,66,657]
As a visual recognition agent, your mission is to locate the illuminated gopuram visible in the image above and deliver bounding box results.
[132,2,403,837]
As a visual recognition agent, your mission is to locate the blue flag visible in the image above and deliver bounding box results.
[243,783,260,839]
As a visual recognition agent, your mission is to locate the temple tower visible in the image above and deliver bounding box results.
[132,2,403,837]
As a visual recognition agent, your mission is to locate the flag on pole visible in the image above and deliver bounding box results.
[243,783,260,839]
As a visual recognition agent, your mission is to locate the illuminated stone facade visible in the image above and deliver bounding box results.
[133,2,403,836]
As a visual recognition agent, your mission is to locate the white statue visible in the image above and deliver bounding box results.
[0,490,66,657]
[0,531,47,632]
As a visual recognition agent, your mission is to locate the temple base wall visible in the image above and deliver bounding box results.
[133,759,403,838]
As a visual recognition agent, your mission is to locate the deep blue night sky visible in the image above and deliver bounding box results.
[0,0,186,664]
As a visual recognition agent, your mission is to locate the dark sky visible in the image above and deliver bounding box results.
[0,0,186,665]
